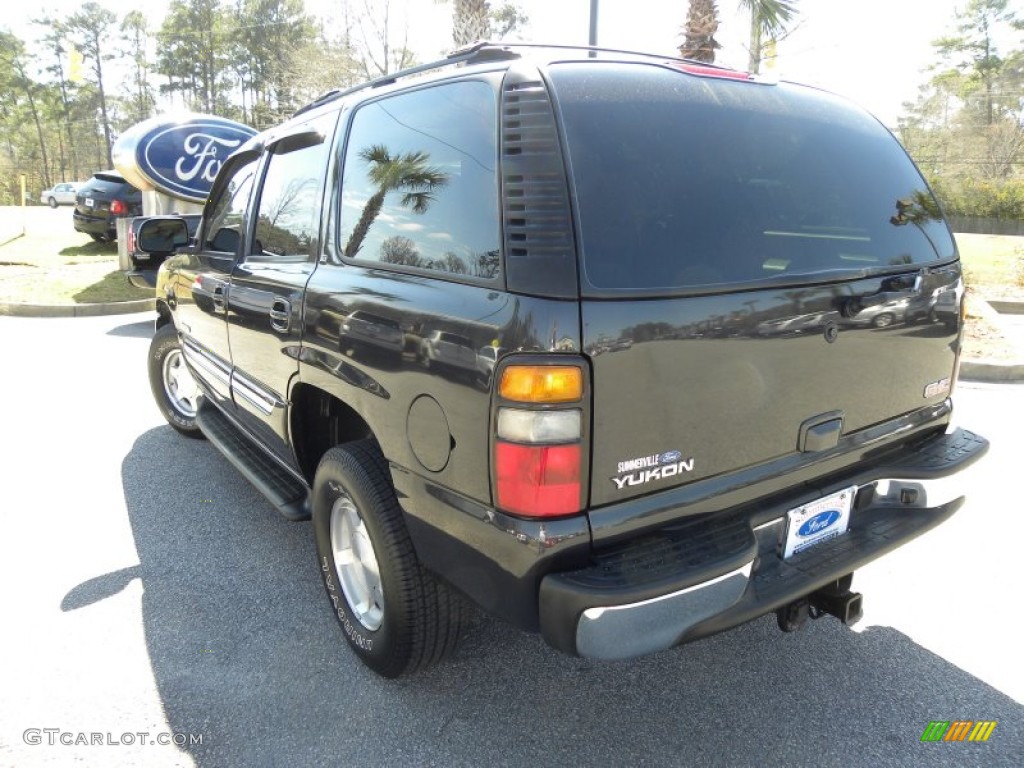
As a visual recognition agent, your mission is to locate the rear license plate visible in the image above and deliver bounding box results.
[85,197,94,208]
[782,486,856,559]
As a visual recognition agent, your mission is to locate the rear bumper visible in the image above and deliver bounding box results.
[538,428,987,659]
[73,211,114,236]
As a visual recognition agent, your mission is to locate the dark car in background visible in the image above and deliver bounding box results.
[73,171,142,242]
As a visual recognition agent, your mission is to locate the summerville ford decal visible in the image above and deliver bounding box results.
[112,114,257,203]
[611,449,694,490]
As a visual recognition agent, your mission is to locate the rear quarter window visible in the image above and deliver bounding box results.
[548,63,955,294]
[336,80,501,282]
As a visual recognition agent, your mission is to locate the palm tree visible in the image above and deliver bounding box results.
[452,0,491,47]
[680,0,720,63]
[343,145,448,259]
[741,0,797,74]
[436,1,528,48]
[455,0,491,46]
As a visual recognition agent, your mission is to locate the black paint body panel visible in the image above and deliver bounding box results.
[143,52,984,652]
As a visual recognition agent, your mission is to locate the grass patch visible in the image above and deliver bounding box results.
[74,269,153,304]
[955,234,1024,361]
[956,233,1024,297]
[60,241,118,257]
[0,209,150,305]
[0,261,150,305]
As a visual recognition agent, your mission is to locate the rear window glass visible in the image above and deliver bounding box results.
[549,63,955,293]
[85,176,127,194]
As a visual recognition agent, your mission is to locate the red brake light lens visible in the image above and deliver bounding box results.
[110,199,126,215]
[669,62,753,81]
[495,442,581,518]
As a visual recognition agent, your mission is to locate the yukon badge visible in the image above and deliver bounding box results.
[611,449,694,490]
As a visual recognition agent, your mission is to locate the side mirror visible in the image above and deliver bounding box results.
[138,217,190,255]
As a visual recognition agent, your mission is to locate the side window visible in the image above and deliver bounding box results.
[202,157,258,254]
[249,118,332,262]
[338,80,500,280]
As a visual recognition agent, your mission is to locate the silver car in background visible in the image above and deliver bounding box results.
[40,182,81,207]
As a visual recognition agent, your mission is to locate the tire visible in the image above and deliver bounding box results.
[871,312,895,328]
[312,439,464,677]
[48,197,58,208]
[148,323,204,438]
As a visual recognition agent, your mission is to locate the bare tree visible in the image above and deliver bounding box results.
[66,1,119,169]
[33,17,79,181]
[356,0,415,77]
[121,10,155,124]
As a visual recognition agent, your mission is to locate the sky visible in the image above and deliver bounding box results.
[5,0,974,127]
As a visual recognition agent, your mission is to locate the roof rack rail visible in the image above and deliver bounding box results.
[291,41,747,118]
[482,41,748,72]
[292,41,521,117]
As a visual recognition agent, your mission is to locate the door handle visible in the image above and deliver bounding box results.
[212,284,226,312]
[269,297,291,332]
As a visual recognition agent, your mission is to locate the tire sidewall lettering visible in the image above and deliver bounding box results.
[319,555,375,651]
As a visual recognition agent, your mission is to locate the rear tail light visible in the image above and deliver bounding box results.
[495,443,581,517]
[493,362,587,518]
[110,199,126,215]
[497,409,580,443]
[951,280,968,395]
[499,365,582,403]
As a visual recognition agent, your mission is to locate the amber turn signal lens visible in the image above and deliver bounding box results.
[499,365,583,403]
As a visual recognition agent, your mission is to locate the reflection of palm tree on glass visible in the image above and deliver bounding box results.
[344,145,448,259]
[889,191,941,227]
[890,190,943,259]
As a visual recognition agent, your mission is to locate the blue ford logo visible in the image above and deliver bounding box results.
[660,450,682,464]
[798,510,841,537]
[113,115,257,202]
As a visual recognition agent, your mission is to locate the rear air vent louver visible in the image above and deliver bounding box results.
[501,70,578,299]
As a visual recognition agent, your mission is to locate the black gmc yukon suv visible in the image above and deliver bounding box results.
[139,44,988,678]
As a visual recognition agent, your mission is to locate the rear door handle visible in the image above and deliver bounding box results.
[212,284,226,313]
[269,297,291,332]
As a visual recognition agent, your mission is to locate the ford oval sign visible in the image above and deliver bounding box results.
[659,450,682,465]
[797,510,841,538]
[113,114,257,203]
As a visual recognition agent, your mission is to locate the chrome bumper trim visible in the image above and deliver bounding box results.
[575,562,753,660]
[866,475,967,511]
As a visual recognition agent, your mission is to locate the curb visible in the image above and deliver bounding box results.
[959,296,1024,382]
[988,299,1024,315]
[0,297,155,318]
[0,230,25,249]
[960,359,1024,383]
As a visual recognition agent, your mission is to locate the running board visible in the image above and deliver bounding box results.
[196,403,310,521]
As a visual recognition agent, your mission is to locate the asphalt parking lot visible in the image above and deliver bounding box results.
[1,312,1021,767]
